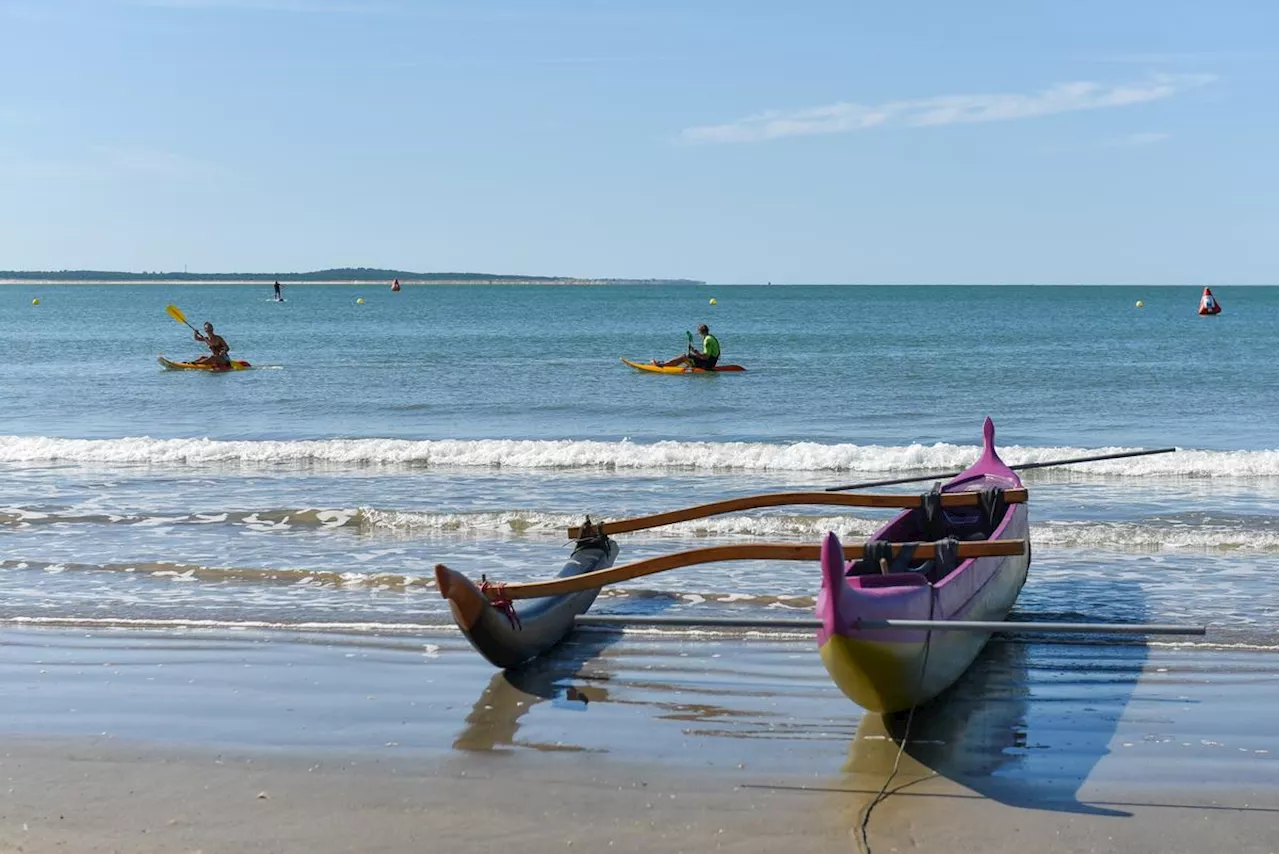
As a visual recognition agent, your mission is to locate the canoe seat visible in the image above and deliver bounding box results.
[845,537,961,582]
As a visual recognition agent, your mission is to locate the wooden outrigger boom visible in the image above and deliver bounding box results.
[456,538,1028,602]
[566,488,1028,539]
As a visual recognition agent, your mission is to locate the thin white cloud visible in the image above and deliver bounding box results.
[0,146,210,183]
[1103,131,1171,147]
[682,74,1215,144]
[1081,51,1248,64]
[128,0,380,11]
[92,145,201,177]
[1042,131,1173,154]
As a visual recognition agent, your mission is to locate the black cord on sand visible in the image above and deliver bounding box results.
[855,587,939,854]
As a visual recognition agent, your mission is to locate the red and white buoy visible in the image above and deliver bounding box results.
[1198,287,1221,316]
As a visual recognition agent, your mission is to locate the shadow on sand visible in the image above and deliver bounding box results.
[844,579,1158,819]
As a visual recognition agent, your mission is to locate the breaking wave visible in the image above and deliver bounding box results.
[0,435,1275,478]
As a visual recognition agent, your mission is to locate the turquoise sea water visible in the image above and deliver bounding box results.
[0,284,1276,646]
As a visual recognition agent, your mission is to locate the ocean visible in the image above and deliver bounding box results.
[1,283,1276,648]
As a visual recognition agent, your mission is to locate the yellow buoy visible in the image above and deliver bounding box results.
[31,298,40,305]
[1135,300,1144,308]
[709,298,717,305]
[356,297,365,304]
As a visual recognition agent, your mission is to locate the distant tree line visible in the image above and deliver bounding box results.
[0,268,704,285]
[1,268,554,282]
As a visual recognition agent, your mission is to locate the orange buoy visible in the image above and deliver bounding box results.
[1198,287,1221,316]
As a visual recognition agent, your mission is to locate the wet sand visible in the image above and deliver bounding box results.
[0,626,1275,853]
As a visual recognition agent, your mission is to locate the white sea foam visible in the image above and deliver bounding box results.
[3,501,1275,551]
[0,436,1275,477]
[356,509,1277,551]
[355,508,882,539]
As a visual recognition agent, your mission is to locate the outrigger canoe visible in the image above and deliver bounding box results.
[621,358,745,374]
[432,426,1205,717]
[158,356,252,371]
[817,417,1030,713]
[436,454,1028,679]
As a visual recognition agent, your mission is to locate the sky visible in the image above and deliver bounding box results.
[0,0,1275,283]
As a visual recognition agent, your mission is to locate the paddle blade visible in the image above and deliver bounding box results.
[165,304,189,326]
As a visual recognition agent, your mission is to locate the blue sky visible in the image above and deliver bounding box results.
[0,0,1275,283]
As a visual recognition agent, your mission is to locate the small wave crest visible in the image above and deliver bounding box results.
[0,435,1274,477]
[0,507,361,530]
[0,559,438,590]
[5,505,1275,552]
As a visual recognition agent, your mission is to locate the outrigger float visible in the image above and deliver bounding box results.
[435,419,1202,713]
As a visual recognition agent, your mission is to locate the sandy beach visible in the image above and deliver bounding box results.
[0,626,1274,853]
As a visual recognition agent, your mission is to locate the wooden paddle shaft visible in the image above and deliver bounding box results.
[825,447,1177,492]
[479,538,1026,601]
[566,488,1027,539]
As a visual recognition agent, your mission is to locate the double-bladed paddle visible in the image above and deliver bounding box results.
[165,303,199,333]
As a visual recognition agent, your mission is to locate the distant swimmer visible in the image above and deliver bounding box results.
[273,281,283,301]
[192,322,232,371]
[391,278,401,292]
[653,323,720,370]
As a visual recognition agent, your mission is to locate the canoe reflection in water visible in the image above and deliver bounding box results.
[452,630,621,753]
[843,634,1146,817]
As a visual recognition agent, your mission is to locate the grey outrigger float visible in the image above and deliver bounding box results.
[434,521,618,669]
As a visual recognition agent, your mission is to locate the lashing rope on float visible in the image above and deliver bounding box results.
[480,575,522,630]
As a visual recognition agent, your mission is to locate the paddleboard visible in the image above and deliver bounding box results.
[621,358,745,374]
[158,356,252,372]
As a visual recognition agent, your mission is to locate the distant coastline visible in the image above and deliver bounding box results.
[0,267,704,286]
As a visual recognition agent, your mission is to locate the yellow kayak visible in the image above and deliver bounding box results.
[158,356,252,372]
[621,358,745,374]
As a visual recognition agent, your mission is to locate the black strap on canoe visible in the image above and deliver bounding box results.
[978,487,1007,533]
[932,537,960,575]
[846,537,963,579]
[848,539,918,576]
[920,483,945,541]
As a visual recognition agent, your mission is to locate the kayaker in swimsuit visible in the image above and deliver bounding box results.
[653,324,720,369]
[192,322,232,370]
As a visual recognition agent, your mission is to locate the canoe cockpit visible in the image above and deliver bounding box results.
[844,485,1015,584]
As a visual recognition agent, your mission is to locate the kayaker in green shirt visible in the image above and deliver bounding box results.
[653,323,720,370]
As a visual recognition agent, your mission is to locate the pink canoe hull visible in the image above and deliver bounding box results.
[816,418,1030,713]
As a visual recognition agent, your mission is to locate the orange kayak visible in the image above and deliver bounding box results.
[158,356,252,372]
[621,358,745,374]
